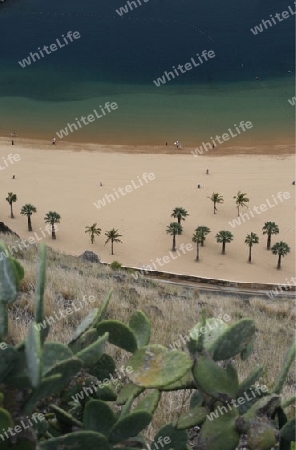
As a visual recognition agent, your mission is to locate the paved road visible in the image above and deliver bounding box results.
[149,276,296,300]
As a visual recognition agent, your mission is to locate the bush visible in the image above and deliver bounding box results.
[110,261,122,270]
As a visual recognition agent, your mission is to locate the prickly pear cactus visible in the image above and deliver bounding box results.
[0,240,295,450]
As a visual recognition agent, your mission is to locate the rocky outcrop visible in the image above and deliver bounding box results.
[0,222,19,237]
[79,250,100,263]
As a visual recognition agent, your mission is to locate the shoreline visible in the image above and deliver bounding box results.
[0,136,295,156]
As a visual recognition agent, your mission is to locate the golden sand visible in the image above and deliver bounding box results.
[0,138,295,284]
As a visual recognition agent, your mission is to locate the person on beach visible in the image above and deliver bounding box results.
[52,137,56,145]
[206,169,209,174]
[10,131,16,145]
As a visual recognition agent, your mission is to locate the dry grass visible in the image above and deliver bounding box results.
[1,233,295,438]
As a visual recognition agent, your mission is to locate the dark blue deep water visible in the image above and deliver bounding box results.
[0,0,295,144]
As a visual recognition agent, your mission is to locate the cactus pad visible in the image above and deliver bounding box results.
[246,421,276,449]
[24,374,63,413]
[280,417,296,441]
[176,405,209,429]
[69,328,98,353]
[211,319,256,361]
[0,242,18,304]
[154,424,188,450]
[42,342,73,374]
[109,411,152,444]
[134,389,160,414]
[193,355,238,398]
[88,353,116,381]
[50,404,83,428]
[199,409,239,450]
[0,344,17,383]
[0,301,8,341]
[83,400,116,437]
[116,383,144,405]
[0,407,13,431]
[25,322,42,388]
[76,332,108,367]
[69,308,100,344]
[39,431,111,449]
[127,345,193,388]
[189,318,228,352]
[129,310,151,347]
[237,366,263,399]
[96,320,138,353]
[160,370,195,391]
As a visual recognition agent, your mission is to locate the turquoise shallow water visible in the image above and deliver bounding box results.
[0,0,294,145]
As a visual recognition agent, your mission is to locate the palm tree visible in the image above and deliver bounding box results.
[245,232,259,263]
[104,228,122,255]
[85,223,101,244]
[216,230,234,255]
[20,204,37,231]
[195,226,211,247]
[233,191,250,217]
[262,222,279,250]
[6,193,17,218]
[166,222,182,251]
[208,192,224,214]
[271,242,290,270]
[171,207,189,234]
[192,230,204,261]
[44,211,61,239]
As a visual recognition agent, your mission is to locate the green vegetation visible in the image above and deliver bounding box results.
[234,191,250,216]
[262,222,280,250]
[20,204,37,232]
[245,232,259,263]
[192,229,204,261]
[110,261,122,270]
[104,228,122,255]
[208,192,224,214]
[216,230,234,255]
[171,207,189,234]
[195,226,211,247]
[85,223,101,244]
[271,241,291,270]
[0,241,294,449]
[44,211,61,240]
[6,192,17,218]
[166,222,183,251]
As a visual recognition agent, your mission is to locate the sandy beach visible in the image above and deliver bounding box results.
[0,138,295,284]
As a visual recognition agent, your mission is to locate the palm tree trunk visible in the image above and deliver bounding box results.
[277,255,281,270]
[237,205,240,217]
[214,202,216,214]
[10,203,14,219]
[222,242,226,255]
[111,240,114,255]
[248,246,252,263]
[267,234,271,250]
[178,217,181,234]
[52,223,56,239]
[172,233,176,251]
[195,243,199,261]
[28,216,32,232]
[91,234,94,244]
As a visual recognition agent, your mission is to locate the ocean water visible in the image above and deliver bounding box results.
[0,0,295,145]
